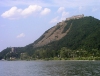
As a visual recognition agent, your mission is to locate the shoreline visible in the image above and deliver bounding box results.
[0,59,98,61]
[1,57,100,61]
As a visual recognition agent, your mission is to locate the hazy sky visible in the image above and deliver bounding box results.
[0,0,100,51]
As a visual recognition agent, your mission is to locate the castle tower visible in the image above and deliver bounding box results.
[11,47,14,52]
[11,47,16,53]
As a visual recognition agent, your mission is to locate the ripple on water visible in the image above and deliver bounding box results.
[0,61,100,76]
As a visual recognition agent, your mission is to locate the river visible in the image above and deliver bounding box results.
[0,60,100,76]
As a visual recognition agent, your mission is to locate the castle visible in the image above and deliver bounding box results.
[10,47,16,53]
[66,14,84,21]
[57,14,84,25]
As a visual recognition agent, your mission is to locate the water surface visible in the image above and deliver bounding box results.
[0,60,100,76]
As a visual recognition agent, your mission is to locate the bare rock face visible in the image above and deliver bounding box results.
[33,14,84,48]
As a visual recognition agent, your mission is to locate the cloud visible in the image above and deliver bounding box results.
[61,11,69,20]
[62,11,69,17]
[57,7,65,13]
[57,7,69,20]
[21,5,42,17]
[50,16,59,23]
[41,8,51,15]
[1,6,22,19]
[17,33,25,38]
[1,5,51,19]
[50,10,70,24]
[50,6,69,24]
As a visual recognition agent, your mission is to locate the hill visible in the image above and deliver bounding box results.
[1,14,100,60]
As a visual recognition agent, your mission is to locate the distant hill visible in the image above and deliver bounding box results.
[1,14,100,60]
[32,14,100,51]
[33,14,84,48]
[45,16,100,50]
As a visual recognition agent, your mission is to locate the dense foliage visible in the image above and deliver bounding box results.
[46,16,100,51]
[1,16,100,60]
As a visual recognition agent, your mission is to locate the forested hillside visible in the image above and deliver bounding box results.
[1,16,100,60]
[46,16,100,51]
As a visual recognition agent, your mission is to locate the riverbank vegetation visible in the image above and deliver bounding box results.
[1,47,100,61]
[0,16,100,60]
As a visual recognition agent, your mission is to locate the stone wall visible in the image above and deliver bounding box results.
[66,14,84,21]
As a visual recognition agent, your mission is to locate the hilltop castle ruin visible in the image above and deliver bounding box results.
[66,14,84,21]
[57,14,84,25]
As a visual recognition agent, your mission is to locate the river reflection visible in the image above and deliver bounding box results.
[0,60,100,76]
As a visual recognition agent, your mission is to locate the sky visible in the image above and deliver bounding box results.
[0,0,100,51]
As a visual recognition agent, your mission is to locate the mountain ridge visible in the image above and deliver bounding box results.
[1,14,100,60]
[33,14,84,48]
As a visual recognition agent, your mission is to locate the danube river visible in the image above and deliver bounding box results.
[0,60,100,76]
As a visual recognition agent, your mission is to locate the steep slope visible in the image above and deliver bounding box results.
[1,14,100,60]
[43,16,100,51]
[33,14,84,48]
